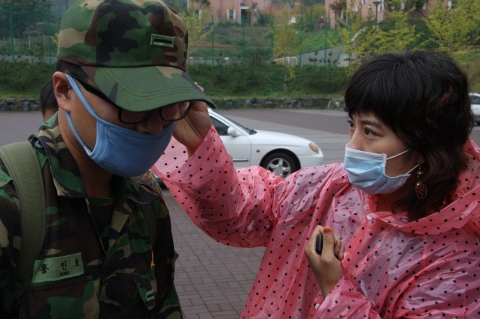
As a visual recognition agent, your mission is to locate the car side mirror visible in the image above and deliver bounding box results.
[227,127,238,137]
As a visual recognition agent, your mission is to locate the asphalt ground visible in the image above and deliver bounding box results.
[1,110,480,319]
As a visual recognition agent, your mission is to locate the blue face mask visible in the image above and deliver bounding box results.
[65,74,174,177]
[344,145,418,194]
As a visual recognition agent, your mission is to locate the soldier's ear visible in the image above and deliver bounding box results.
[52,72,73,112]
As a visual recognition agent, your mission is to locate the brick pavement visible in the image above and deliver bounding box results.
[164,192,264,319]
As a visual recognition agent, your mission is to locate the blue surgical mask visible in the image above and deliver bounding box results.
[344,145,419,194]
[65,74,174,177]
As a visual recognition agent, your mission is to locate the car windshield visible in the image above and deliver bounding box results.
[219,115,257,135]
[471,95,480,104]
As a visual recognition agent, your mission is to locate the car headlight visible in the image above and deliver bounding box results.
[309,143,320,153]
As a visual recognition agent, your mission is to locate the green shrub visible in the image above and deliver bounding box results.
[188,63,349,97]
[291,65,349,94]
[0,61,54,94]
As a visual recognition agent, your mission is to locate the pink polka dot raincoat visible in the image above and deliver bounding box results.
[152,128,480,319]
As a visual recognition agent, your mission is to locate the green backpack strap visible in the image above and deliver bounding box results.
[0,141,46,300]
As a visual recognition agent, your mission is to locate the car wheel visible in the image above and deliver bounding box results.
[261,152,299,179]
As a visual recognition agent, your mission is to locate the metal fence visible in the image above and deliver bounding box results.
[187,20,337,67]
[0,4,336,67]
[0,4,57,64]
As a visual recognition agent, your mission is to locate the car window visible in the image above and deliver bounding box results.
[211,116,229,135]
[471,96,480,104]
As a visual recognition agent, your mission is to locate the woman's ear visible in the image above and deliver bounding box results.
[52,72,72,112]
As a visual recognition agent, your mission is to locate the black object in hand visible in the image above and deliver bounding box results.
[315,235,323,255]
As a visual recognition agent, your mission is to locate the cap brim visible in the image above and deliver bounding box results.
[82,66,215,111]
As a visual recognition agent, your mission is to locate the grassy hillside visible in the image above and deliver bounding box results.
[189,24,339,62]
[1,49,479,100]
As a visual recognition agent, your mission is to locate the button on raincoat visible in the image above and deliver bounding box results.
[153,128,480,319]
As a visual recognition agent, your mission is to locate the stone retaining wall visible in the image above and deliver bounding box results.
[0,98,40,112]
[209,97,345,109]
[0,97,345,112]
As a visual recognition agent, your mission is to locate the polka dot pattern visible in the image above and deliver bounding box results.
[152,131,480,318]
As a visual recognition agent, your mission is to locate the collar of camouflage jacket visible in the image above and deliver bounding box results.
[30,113,161,204]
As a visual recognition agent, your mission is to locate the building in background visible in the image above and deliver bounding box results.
[190,0,273,25]
[324,0,451,28]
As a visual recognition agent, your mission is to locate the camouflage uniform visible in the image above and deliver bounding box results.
[0,115,182,318]
[1,0,215,316]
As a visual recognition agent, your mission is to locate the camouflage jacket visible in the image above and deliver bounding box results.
[0,115,182,318]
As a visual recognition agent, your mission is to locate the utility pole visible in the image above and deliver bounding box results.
[298,0,302,67]
[9,4,14,61]
[211,15,214,66]
[48,7,52,64]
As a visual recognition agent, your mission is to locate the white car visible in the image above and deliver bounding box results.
[471,93,480,125]
[209,109,323,178]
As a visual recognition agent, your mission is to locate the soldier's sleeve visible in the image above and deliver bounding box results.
[148,193,183,318]
[0,160,21,316]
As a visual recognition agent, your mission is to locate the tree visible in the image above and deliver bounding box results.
[336,0,376,74]
[195,0,210,9]
[0,0,51,39]
[329,0,347,19]
[270,4,303,91]
[255,10,273,26]
[179,0,213,62]
[374,10,418,54]
[426,0,480,57]
[302,3,325,32]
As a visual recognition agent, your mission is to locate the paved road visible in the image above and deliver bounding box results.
[216,108,480,165]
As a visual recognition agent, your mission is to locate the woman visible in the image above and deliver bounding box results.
[154,51,480,318]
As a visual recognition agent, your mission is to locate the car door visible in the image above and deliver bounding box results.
[210,115,252,168]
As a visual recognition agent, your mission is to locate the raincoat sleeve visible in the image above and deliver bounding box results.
[313,250,480,318]
[154,127,292,247]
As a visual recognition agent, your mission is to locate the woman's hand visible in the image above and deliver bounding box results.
[173,100,212,157]
[305,225,345,298]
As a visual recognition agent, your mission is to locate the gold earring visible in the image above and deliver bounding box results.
[415,165,427,199]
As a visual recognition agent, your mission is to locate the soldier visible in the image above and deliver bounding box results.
[0,0,214,318]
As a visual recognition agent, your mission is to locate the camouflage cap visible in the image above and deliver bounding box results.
[57,0,215,111]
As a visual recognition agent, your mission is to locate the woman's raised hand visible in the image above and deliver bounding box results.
[173,100,212,157]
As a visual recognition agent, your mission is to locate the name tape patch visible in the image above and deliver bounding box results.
[32,252,84,283]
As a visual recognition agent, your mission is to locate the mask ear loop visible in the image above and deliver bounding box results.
[386,148,411,160]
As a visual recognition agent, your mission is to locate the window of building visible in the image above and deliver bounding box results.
[227,9,236,20]
[379,2,384,11]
